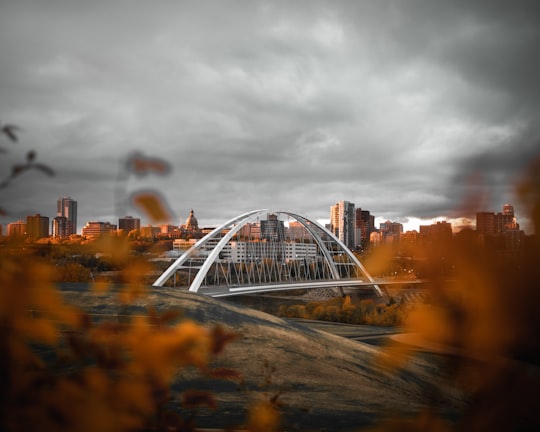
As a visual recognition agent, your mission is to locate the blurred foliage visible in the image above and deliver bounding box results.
[371,156,540,431]
[0,130,280,430]
[131,191,173,224]
[125,151,172,178]
[244,360,283,432]
[0,122,54,215]
[116,151,173,223]
[0,235,247,431]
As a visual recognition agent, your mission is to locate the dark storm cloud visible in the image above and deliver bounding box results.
[449,127,540,205]
[1,0,539,232]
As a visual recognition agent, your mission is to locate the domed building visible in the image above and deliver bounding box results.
[184,209,199,231]
[179,209,202,239]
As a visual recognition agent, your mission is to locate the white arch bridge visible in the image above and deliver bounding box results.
[153,210,402,298]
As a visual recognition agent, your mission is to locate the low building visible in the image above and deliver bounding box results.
[7,220,27,237]
[220,241,318,263]
[139,225,161,239]
[286,221,310,241]
[419,221,452,244]
[82,221,117,237]
[173,238,198,251]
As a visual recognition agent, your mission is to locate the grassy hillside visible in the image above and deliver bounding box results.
[61,285,466,431]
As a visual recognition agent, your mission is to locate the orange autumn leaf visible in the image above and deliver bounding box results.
[125,152,171,177]
[206,367,242,381]
[210,325,240,355]
[92,280,111,294]
[246,399,281,432]
[131,191,172,223]
[362,244,395,276]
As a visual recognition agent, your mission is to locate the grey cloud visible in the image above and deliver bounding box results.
[1,0,540,232]
[449,127,540,210]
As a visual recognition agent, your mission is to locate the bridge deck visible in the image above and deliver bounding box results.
[199,279,422,297]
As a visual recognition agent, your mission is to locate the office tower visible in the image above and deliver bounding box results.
[500,203,517,231]
[502,204,514,216]
[476,204,519,236]
[380,220,403,243]
[496,211,515,233]
[330,201,356,249]
[52,216,68,238]
[57,197,77,235]
[476,204,523,251]
[355,209,374,249]
[260,213,285,241]
[26,214,49,239]
[119,215,141,233]
[476,211,495,236]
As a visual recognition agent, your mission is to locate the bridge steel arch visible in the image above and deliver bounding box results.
[281,211,383,296]
[153,209,383,297]
[153,209,265,289]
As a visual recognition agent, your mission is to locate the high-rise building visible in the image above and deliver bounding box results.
[476,212,495,236]
[57,197,77,235]
[260,214,285,242]
[502,204,514,216]
[118,216,141,233]
[330,201,356,249]
[380,220,403,244]
[355,209,374,249]
[475,204,524,252]
[26,214,49,239]
[52,216,68,238]
[476,204,519,237]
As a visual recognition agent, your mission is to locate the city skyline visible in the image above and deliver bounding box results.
[1,2,539,234]
[1,198,526,238]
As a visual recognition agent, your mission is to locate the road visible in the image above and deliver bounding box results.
[288,318,404,346]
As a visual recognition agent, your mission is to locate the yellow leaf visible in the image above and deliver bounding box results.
[131,191,171,223]
[246,399,281,432]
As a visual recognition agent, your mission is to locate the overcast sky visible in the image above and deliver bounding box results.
[1,0,539,233]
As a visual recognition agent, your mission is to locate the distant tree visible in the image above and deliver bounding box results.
[54,262,92,283]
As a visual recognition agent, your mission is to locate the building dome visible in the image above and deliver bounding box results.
[185,209,199,230]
